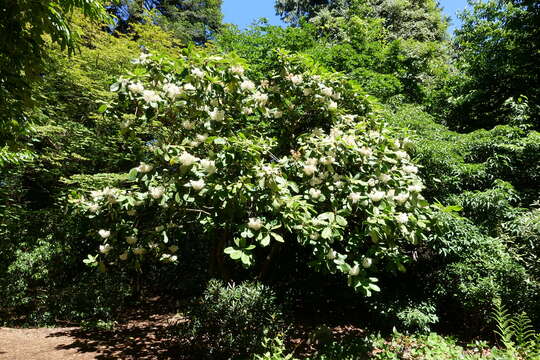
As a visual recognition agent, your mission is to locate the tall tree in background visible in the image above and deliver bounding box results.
[275,0,448,42]
[275,0,350,24]
[445,0,540,130]
[108,0,223,44]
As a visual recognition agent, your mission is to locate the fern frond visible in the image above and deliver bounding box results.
[513,312,536,352]
[492,298,516,351]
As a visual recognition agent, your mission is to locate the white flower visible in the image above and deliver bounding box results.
[88,203,100,213]
[396,150,409,160]
[303,88,313,96]
[408,184,423,193]
[379,174,391,183]
[272,109,283,118]
[403,165,418,174]
[163,83,182,99]
[184,83,196,91]
[396,213,409,224]
[149,186,165,199]
[161,253,177,262]
[394,192,409,204]
[128,82,144,94]
[248,218,264,231]
[98,229,111,239]
[230,64,245,75]
[169,245,179,253]
[320,156,335,166]
[240,80,256,92]
[341,114,356,123]
[303,164,317,176]
[178,152,198,167]
[192,67,205,78]
[189,179,205,191]
[326,249,336,260]
[126,236,137,245]
[196,133,208,142]
[310,233,320,240]
[200,159,216,174]
[133,247,145,255]
[182,120,195,130]
[349,192,361,203]
[242,107,253,115]
[306,158,318,166]
[253,92,268,105]
[368,190,385,202]
[368,178,377,187]
[209,108,225,121]
[119,252,128,261]
[320,85,333,97]
[327,101,337,111]
[136,162,153,173]
[359,147,372,157]
[138,52,151,63]
[309,188,322,199]
[362,257,372,268]
[142,90,161,104]
[99,243,112,254]
[310,177,323,186]
[349,264,360,276]
[290,74,303,85]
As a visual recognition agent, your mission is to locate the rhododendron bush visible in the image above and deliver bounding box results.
[74,49,431,295]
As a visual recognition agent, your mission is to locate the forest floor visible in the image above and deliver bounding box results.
[0,312,183,359]
[0,296,189,360]
[0,312,185,359]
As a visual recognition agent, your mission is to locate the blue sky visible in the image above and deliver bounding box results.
[222,0,470,34]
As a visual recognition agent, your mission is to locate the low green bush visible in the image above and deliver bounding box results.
[188,279,284,358]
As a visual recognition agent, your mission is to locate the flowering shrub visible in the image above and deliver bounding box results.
[74,49,431,295]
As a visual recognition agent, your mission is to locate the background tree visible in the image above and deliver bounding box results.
[441,0,540,131]
[275,0,350,24]
[107,0,223,44]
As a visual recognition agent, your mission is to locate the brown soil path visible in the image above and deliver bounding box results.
[0,313,186,360]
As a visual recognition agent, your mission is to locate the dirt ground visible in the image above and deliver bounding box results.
[0,313,184,360]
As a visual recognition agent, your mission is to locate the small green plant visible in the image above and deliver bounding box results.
[492,298,540,359]
[188,279,284,357]
[254,330,298,360]
[396,302,439,334]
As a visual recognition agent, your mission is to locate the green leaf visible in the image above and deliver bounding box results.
[321,227,332,239]
[261,235,271,246]
[97,104,108,113]
[335,215,347,226]
[128,168,138,180]
[241,253,251,265]
[270,232,284,242]
[319,212,335,222]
